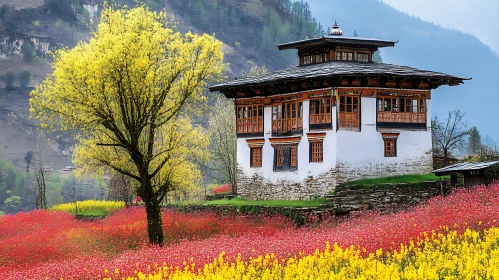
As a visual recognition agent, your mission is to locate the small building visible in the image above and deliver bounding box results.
[209,22,468,200]
[433,161,499,188]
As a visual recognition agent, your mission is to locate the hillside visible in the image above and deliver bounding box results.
[308,0,499,141]
[0,0,323,170]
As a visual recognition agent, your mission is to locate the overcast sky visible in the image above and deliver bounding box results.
[381,0,499,55]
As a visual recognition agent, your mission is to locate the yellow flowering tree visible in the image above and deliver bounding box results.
[30,5,224,245]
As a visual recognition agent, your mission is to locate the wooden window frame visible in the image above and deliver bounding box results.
[301,55,312,65]
[338,94,360,131]
[336,51,353,61]
[314,54,323,63]
[309,98,332,125]
[357,53,370,62]
[274,146,298,171]
[250,147,262,167]
[236,104,264,134]
[272,101,303,135]
[309,141,323,163]
[384,139,397,157]
[377,96,427,124]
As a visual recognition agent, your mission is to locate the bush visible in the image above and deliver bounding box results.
[21,42,35,63]
[4,71,14,90]
[18,71,31,88]
[0,5,14,22]
[3,195,22,214]
[44,0,78,20]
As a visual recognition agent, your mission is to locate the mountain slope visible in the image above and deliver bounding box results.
[307,0,499,141]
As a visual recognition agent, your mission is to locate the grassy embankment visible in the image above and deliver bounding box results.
[346,173,448,186]
[200,198,327,208]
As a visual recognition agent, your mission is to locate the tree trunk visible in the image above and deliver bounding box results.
[144,195,164,245]
[443,149,449,167]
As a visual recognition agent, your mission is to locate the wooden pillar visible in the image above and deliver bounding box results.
[450,174,457,188]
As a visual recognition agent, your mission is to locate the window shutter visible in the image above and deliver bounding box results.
[309,143,312,162]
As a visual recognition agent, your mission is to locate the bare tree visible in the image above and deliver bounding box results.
[67,175,79,216]
[207,96,238,194]
[204,62,269,195]
[238,61,269,79]
[432,110,470,166]
[108,174,134,205]
[32,131,51,210]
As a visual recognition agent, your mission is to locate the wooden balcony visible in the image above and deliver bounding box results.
[237,116,264,135]
[272,118,303,136]
[377,112,427,129]
[310,113,332,125]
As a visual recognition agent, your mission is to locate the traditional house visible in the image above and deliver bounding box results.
[209,22,468,200]
[433,161,499,188]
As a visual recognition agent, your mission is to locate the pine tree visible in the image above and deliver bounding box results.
[467,126,482,155]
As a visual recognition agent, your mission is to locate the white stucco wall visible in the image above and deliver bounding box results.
[237,99,337,184]
[335,96,433,183]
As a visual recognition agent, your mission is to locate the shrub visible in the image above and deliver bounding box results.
[21,42,35,63]
[4,71,14,90]
[3,195,22,214]
[18,71,31,88]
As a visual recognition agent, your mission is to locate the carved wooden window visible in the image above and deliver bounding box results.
[250,147,262,167]
[336,51,353,61]
[309,98,332,125]
[357,53,370,62]
[276,148,283,167]
[315,54,323,63]
[274,146,298,171]
[310,141,323,162]
[237,104,264,134]
[338,95,360,130]
[377,97,426,124]
[302,55,312,65]
[384,139,397,157]
[272,101,303,134]
[290,147,297,167]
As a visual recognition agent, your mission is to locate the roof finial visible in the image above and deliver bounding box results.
[329,20,343,36]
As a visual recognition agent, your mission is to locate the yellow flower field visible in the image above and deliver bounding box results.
[122,227,499,280]
[51,200,125,216]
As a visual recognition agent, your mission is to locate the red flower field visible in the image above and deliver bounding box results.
[1,184,499,279]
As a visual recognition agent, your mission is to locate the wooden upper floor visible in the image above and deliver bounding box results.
[235,88,430,137]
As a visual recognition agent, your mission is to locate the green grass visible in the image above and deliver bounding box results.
[199,197,327,208]
[347,173,449,186]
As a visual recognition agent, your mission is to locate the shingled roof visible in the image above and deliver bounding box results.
[277,36,397,50]
[209,61,469,94]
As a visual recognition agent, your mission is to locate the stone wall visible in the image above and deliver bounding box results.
[237,167,337,200]
[327,180,451,215]
[336,154,433,184]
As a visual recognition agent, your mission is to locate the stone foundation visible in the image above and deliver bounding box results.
[328,180,451,214]
[237,168,337,200]
[336,155,433,184]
